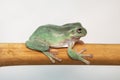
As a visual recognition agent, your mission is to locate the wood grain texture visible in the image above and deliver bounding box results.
[0,43,120,66]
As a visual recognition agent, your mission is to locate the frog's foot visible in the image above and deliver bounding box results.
[77,48,93,64]
[44,52,62,63]
[78,48,93,58]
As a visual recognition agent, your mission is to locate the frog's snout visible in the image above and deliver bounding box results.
[84,28,87,36]
[81,28,87,37]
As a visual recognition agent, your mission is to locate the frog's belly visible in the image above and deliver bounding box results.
[50,42,69,48]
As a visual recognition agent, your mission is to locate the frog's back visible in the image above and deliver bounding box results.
[29,24,63,40]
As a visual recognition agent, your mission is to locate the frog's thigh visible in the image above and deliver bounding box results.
[26,39,49,51]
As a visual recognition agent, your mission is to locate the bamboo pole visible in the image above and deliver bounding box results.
[0,43,120,66]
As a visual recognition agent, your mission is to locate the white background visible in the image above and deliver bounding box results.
[0,0,120,80]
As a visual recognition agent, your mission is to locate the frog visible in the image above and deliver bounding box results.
[25,22,92,64]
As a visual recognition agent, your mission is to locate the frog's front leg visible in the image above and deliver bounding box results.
[67,42,92,64]
[26,39,62,63]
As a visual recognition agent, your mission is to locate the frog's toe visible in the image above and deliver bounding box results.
[50,58,56,63]
[79,54,93,58]
[82,59,90,65]
[77,48,93,58]
[76,48,93,64]
[77,57,91,64]
[50,53,62,62]
[77,48,87,54]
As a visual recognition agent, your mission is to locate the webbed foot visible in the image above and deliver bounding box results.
[44,52,62,63]
[77,48,93,64]
[68,48,93,64]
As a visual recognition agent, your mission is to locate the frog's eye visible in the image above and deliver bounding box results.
[77,28,82,33]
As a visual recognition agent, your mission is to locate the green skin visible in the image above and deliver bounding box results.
[26,22,92,64]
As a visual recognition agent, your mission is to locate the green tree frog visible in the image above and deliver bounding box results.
[26,22,92,64]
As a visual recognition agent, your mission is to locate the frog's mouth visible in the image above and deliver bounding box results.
[72,36,81,41]
[80,33,87,37]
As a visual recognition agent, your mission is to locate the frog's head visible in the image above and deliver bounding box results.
[63,22,87,39]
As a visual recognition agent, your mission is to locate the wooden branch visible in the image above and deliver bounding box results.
[0,43,120,66]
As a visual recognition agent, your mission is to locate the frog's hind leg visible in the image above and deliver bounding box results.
[26,39,62,63]
[26,39,49,51]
